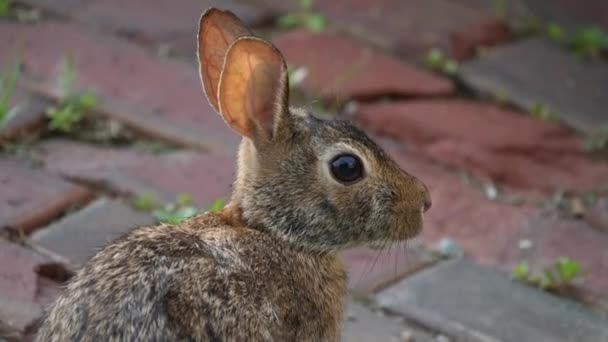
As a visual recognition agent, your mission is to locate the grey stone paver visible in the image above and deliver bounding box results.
[519,0,608,32]
[342,297,435,342]
[30,197,155,269]
[314,0,510,61]
[376,258,608,342]
[461,37,608,135]
[343,244,434,295]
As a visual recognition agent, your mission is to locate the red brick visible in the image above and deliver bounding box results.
[19,0,270,57]
[0,239,61,332]
[355,100,608,193]
[273,30,453,100]
[342,244,434,295]
[0,159,93,234]
[35,139,234,207]
[314,0,511,61]
[0,21,240,153]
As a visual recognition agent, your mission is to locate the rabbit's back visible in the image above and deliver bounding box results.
[36,212,346,341]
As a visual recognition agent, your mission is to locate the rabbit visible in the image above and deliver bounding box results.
[35,7,432,342]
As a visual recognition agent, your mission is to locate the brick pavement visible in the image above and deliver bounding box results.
[2,1,608,340]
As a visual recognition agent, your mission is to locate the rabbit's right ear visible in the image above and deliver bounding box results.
[217,37,289,142]
[198,8,251,112]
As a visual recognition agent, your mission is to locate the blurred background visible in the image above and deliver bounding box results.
[1,0,608,341]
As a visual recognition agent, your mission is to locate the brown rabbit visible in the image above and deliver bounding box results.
[35,8,431,342]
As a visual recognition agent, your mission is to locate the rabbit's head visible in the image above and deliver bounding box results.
[198,9,431,253]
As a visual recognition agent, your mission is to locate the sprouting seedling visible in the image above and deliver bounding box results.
[287,65,309,89]
[512,257,582,292]
[492,0,507,19]
[131,192,162,211]
[546,23,566,43]
[207,197,226,212]
[544,23,608,60]
[0,57,22,128]
[46,54,98,133]
[583,126,608,152]
[0,0,12,17]
[152,193,198,225]
[530,101,558,121]
[132,192,225,224]
[423,48,459,76]
[570,26,608,59]
[276,0,327,33]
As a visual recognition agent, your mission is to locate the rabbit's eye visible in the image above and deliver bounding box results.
[330,154,364,184]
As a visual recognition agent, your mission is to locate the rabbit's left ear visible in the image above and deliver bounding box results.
[198,8,251,112]
[217,37,289,142]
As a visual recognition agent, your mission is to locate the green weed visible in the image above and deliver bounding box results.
[130,192,161,211]
[131,192,226,224]
[546,23,608,59]
[423,48,459,76]
[276,0,327,33]
[0,0,12,17]
[584,126,608,152]
[512,257,582,291]
[530,101,558,121]
[46,55,98,133]
[0,58,22,128]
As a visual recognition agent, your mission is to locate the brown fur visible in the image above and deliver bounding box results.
[35,8,430,342]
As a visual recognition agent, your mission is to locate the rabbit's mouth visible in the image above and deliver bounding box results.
[386,206,425,241]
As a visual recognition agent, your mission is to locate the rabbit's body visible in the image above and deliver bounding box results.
[35,8,431,342]
[36,211,345,341]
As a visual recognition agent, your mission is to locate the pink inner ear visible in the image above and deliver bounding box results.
[245,62,283,138]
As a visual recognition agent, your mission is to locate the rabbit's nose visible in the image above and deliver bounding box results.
[423,193,432,212]
[416,179,432,212]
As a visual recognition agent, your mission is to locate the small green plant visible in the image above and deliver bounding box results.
[530,101,558,121]
[546,23,566,43]
[0,58,22,128]
[492,0,507,19]
[570,27,608,59]
[46,55,98,133]
[287,65,308,89]
[152,193,198,224]
[491,88,510,106]
[512,257,582,291]
[584,126,608,151]
[276,0,327,33]
[0,0,12,17]
[131,192,226,224]
[207,197,226,212]
[130,192,161,211]
[423,48,459,76]
[545,23,608,59]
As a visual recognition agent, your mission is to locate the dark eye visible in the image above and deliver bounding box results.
[330,154,364,184]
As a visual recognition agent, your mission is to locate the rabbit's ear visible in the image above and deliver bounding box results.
[198,8,251,112]
[217,37,289,141]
